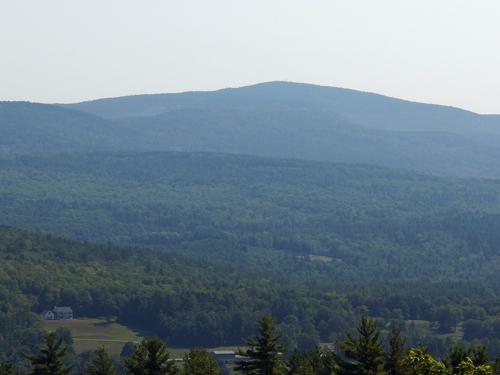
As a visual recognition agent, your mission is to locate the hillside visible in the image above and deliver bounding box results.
[0,225,352,356]
[3,82,500,177]
[1,151,500,283]
[0,102,124,154]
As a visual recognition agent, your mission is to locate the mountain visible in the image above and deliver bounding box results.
[2,82,500,177]
[65,81,500,134]
[0,101,126,154]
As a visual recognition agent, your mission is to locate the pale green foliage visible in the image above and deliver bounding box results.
[404,348,493,375]
[456,357,492,375]
[404,348,447,375]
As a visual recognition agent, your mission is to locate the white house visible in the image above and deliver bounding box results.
[41,306,73,320]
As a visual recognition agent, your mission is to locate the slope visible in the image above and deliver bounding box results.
[1,151,500,283]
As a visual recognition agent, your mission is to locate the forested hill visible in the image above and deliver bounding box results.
[2,223,500,361]
[0,224,351,356]
[2,82,500,178]
[1,151,500,284]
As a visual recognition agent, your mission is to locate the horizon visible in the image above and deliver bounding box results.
[1,1,499,114]
[4,80,498,116]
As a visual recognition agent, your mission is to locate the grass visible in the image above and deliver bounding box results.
[41,318,144,356]
[40,317,244,358]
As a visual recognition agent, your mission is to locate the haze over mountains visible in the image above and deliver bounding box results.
[2,81,500,178]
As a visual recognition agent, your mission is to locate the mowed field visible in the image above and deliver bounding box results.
[40,318,242,358]
[41,318,145,356]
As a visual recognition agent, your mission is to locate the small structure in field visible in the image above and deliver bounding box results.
[41,306,74,320]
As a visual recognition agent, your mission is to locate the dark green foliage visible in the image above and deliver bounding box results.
[124,338,176,375]
[0,225,354,348]
[337,317,387,375]
[287,347,337,375]
[444,345,468,374]
[435,307,463,334]
[287,350,314,375]
[0,362,22,375]
[182,349,220,375]
[24,333,72,375]
[386,326,406,375]
[237,316,286,375]
[54,329,73,354]
[2,152,500,351]
[493,356,500,375]
[121,343,136,359]
[470,346,489,366]
[3,151,500,285]
[86,347,117,375]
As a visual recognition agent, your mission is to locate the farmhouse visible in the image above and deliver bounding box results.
[41,306,73,320]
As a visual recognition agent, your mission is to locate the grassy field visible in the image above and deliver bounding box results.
[41,318,145,355]
[41,318,243,358]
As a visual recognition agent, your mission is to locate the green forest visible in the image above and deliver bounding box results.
[1,152,500,369]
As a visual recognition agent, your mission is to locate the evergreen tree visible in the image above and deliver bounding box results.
[0,362,21,375]
[287,350,314,375]
[124,338,176,375]
[385,326,406,375]
[121,342,136,358]
[86,347,118,375]
[444,345,468,374]
[306,346,337,375]
[493,355,500,375]
[337,317,386,375]
[24,332,72,375]
[236,316,286,375]
[182,348,220,375]
[470,346,489,366]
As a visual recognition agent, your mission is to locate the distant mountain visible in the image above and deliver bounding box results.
[3,82,500,177]
[65,81,500,135]
[0,102,122,154]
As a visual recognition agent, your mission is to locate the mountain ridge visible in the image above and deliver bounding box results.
[3,81,500,178]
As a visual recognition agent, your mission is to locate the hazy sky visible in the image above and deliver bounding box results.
[1,1,499,113]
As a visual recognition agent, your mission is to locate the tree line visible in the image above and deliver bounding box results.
[2,316,500,375]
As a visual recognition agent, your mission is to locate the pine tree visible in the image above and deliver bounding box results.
[24,332,72,375]
[287,349,314,375]
[182,348,221,375]
[86,347,118,375]
[470,346,489,366]
[0,362,21,375]
[385,326,406,375]
[337,317,386,375]
[445,345,468,374]
[236,315,286,375]
[124,338,176,375]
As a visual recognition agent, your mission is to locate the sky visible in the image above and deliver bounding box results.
[1,0,499,113]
